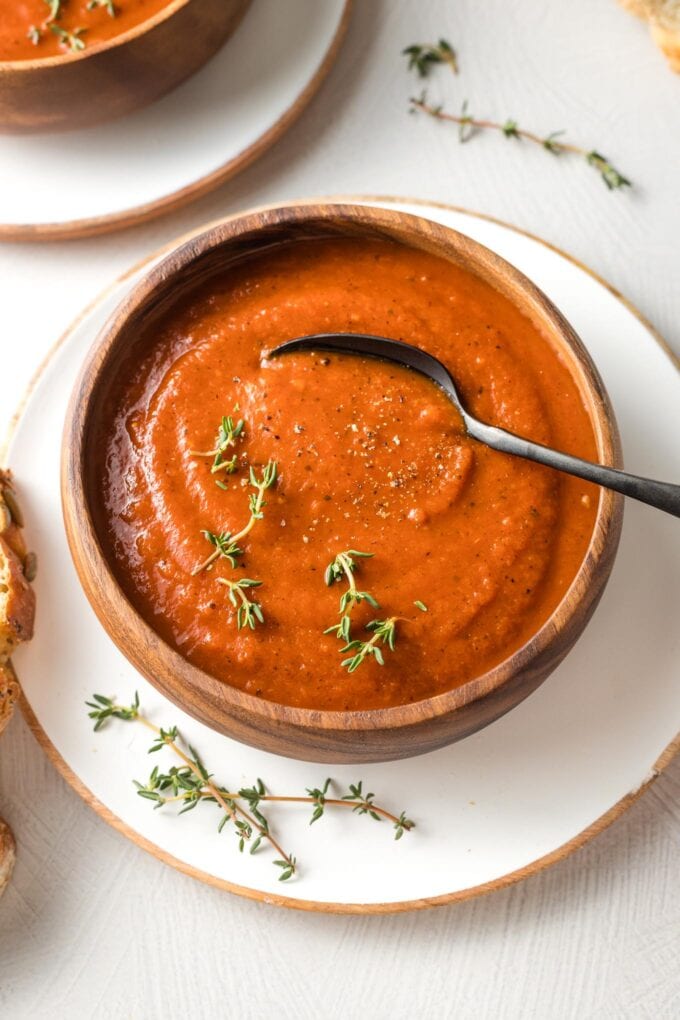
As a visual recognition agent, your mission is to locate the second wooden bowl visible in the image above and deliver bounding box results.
[0,0,250,134]
[61,203,624,763]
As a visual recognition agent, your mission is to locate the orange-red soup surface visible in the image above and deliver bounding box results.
[1,0,170,61]
[96,238,599,711]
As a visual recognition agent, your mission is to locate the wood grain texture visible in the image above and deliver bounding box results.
[1,0,679,1011]
[0,0,251,134]
[61,203,624,763]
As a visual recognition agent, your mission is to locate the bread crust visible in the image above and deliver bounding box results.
[651,17,680,69]
[0,660,19,738]
[0,537,35,660]
[619,0,680,70]
[0,470,36,723]
[0,471,35,899]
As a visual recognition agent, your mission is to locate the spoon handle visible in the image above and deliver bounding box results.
[466,418,680,518]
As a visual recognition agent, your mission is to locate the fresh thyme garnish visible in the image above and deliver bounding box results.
[323,549,378,642]
[322,549,423,672]
[340,617,400,673]
[27,26,41,45]
[190,413,244,478]
[404,38,631,191]
[217,577,264,631]
[192,461,277,575]
[87,0,117,15]
[50,24,86,51]
[402,38,457,77]
[86,693,415,881]
[201,530,243,569]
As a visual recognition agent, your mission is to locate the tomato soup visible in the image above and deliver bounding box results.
[95,238,599,711]
[1,0,170,60]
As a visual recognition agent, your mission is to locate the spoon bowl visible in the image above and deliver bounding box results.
[272,333,680,518]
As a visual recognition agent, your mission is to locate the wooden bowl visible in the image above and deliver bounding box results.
[62,203,624,764]
[0,0,250,134]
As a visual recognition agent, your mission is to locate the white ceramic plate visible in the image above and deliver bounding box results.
[0,0,350,241]
[6,200,680,913]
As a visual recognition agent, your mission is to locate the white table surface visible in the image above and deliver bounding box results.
[1,1,679,1016]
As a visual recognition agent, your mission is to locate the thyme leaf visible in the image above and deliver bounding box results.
[217,577,264,631]
[402,38,457,77]
[50,24,86,51]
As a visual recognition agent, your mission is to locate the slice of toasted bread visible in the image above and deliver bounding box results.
[0,536,35,661]
[0,473,34,895]
[0,660,19,738]
[0,471,36,740]
[619,0,680,71]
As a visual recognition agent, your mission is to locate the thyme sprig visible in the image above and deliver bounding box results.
[217,577,264,631]
[341,617,400,674]
[411,94,631,191]
[402,38,457,77]
[323,549,378,643]
[50,24,86,51]
[322,549,423,672]
[86,694,415,881]
[190,413,244,477]
[192,461,277,575]
[404,38,631,191]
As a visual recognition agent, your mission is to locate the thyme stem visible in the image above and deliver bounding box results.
[189,413,244,475]
[410,96,631,190]
[323,549,379,643]
[135,713,292,867]
[86,694,416,881]
[341,616,403,673]
[192,461,277,575]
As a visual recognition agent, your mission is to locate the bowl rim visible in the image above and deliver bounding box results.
[0,0,192,71]
[62,201,623,736]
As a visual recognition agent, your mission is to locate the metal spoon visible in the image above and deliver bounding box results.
[270,333,680,518]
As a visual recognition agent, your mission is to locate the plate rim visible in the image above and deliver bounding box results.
[4,196,680,914]
[0,0,353,244]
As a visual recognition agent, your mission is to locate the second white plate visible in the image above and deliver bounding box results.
[0,0,350,240]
